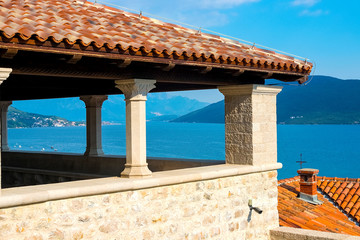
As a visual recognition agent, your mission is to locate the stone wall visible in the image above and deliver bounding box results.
[0,170,279,239]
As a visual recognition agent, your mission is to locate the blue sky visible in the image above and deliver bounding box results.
[102,0,360,103]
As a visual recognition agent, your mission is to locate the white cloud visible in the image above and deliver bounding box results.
[300,9,328,16]
[292,0,321,7]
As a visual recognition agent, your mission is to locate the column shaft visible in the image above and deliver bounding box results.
[0,101,12,151]
[115,79,156,178]
[218,84,282,166]
[80,95,108,156]
[0,68,12,191]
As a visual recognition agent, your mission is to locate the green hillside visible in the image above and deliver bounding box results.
[172,101,224,123]
[8,107,84,128]
[172,76,360,125]
[12,93,209,122]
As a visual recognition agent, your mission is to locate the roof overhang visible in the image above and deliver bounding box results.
[0,39,308,101]
[0,0,312,101]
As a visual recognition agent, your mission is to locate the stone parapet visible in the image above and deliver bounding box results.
[0,163,281,207]
[0,168,280,239]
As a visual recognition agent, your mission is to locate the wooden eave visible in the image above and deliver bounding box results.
[0,38,308,101]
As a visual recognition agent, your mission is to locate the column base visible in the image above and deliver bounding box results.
[84,148,104,156]
[121,164,152,178]
[1,146,9,151]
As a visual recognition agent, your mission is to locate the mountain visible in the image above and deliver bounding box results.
[172,101,224,123]
[148,115,179,122]
[11,93,209,122]
[276,75,360,124]
[172,76,360,124]
[8,107,84,128]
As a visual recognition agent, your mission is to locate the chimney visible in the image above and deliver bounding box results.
[297,168,322,205]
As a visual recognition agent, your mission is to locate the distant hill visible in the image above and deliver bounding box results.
[277,75,360,124]
[8,107,84,128]
[172,101,224,123]
[172,76,360,124]
[12,93,209,122]
[148,114,179,122]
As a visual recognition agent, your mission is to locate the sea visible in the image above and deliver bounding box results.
[8,123,360,180]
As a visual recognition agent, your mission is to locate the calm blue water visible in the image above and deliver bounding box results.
[8,123,360,179]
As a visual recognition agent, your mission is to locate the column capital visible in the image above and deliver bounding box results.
[218,84,282,96]
[80,95,108,108]
[0,68,12,84]
[115,79,156,101]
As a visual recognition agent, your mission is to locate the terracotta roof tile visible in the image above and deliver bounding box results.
[0,0,312,76]
[279,177,360,236]
[317,177,360,225]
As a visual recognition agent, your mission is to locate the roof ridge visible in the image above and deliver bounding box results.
[278,176,300,185]
[318,176,360,182]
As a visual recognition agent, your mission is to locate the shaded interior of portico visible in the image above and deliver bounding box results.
[0,46,307,188]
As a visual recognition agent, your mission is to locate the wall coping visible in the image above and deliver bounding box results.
[271,227,360,240]
[0,163,281,209]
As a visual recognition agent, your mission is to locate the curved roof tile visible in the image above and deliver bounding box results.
[0,0,312,75]
[317,177,360,225]
[279,177,360,236]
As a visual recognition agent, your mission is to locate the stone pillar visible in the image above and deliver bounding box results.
[0,68,12,191]
[0,101,12,151]
[80,95,108,156]
[115,79,156,178]
[218,84,282,166]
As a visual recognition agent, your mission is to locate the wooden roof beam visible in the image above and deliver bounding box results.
[232,69,245,76]
[161,63,175,71]
[199,66,212,74]
[117,59,132,68]
[67,54,82,64]
[0,48,18,59]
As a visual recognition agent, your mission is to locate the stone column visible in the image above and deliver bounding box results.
[0,101,12,151]
[218,84,282,166]
[0,68,12,191]
[115,79,156,178]
[80,95,108,156]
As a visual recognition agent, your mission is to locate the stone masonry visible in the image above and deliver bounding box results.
[0,171,278,240]
[218,85,282,166]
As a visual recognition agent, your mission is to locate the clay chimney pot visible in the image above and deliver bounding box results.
[297,168,322,205]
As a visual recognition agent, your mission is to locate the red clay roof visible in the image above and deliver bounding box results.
[278,176,360,236]
[318,177,360,223]
[0,0,312,76]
